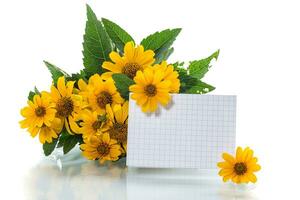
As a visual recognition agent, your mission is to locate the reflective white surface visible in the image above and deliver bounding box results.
[22,149,259,200]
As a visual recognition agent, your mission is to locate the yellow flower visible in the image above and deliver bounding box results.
[20,93,56,128]
[80,133,122,164]
[79,109,109,140]
[217,147,261,184]
[106,101,129,151]
[19,93,62,143]
[37,118,62,143]
[85,74,124,114]
[153,61,180,93]
[77,73,108,98]
[129,68,171,112]
[50,76,82,134]
[102,41,155,79]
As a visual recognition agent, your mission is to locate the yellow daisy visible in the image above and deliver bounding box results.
[153,61,180,93]
[106,101,129,151]
[80,133,122,164]
[20,93,56,128]
[77,73,108,98]
[38,118,62,143]
[19,93,62,143]
[102,41,155,79]
[217,147,261,184]
[129,68,171,112]
[85,74,124,114]
[79,109,109,140]
[50,76,82,134]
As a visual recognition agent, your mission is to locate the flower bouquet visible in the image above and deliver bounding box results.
[19,4,260,184]
[20,4,218,159]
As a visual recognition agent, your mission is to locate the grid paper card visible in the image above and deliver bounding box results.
[126,94,236,169]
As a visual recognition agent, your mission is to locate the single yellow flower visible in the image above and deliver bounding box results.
[20,93,56,128]
[19,93,62,143]
[38,118,62,143]
[79,109,109,140]
[129,68,171,112]
[153,61,180,93]
[77,73,108,98]
[102,41,155,79]
[80,133,122,164]
[217,147,261,184]
[50,76,82,134]
[84,74,124,114]
[106,101,129,151]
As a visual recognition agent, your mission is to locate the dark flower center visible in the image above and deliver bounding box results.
[92,120,102,131]
[144,84,157,97]
[35,106,46,117]
[97,91,113,109]
[109,123,128,143]
[234,162,247,175]
[56,97,74,117]
[122,62,140,79]
[97,143,110,156]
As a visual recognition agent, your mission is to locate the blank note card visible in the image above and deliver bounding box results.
[126,94,236,169]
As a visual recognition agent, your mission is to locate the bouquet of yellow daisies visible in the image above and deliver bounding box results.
[19,5,219,164]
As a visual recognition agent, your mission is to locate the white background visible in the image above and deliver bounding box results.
[1,0,299,199]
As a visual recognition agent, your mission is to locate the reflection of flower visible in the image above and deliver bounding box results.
[24,156,127,200]
[24,162,64,199]
[217,147,261,184]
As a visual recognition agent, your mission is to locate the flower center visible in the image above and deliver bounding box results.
[109,123,128,143]
[122,62,141,79]
[97,143,110,156]
[234,162,247,175]
[92,120,102,131]
[56,97,74,117]
[97,91,113,109]
[35,106,46,117]
[144,84,157,97]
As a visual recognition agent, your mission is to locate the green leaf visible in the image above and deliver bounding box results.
[83,5,112,76]
[175,64,216,94]
[56,129,82,154]
[28,87,40,101]
[188,50,220,79]
[28,91,35,101]
[102,18,134,53]
[185,80,215,94]
[63,135,82,154]
[66,70,88,88]
[173,65,195,93]
[178,71,199,93]
[34,87,40,94]
[173,59,217,94]
[44,61,69,85]
[141,28,181,63]
[43,138,59,156]
[155,47,174,64]
[112,73,135,100]
[67,70,87,82]
[56,129,69,148]
[172,61,185,68]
